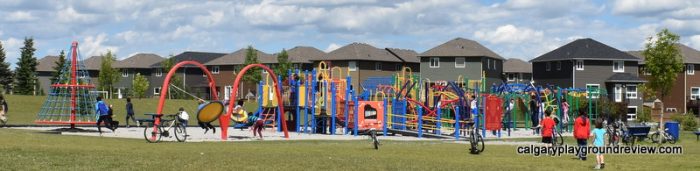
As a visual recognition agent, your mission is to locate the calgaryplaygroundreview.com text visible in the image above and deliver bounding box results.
[516,145,683,157]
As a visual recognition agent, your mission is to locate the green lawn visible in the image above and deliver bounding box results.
[3,94,258,126]
[0,129,699,170]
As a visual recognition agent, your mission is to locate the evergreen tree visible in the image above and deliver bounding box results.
[14,37,37,95]
[275,49,292,80]
[51,50,66,84]
[0,40,13,93]
[243,46,261,84]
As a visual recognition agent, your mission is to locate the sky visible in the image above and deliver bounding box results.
[2,0,700,68]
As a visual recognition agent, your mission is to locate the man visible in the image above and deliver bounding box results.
[95,96,113,135]
[125,98,138,127]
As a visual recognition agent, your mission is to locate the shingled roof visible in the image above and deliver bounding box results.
[82,56,103,71]
[325,43,403,62]
[531,38,640,62]
[152,51,227,67]
[386,48,420,63]
[285,46,325,63]
[37,56,59,72]
[113,53,164,68]
[628,44,700,65]
[419,37,504,60]
[503,58,532,73]
[204,48,275,65]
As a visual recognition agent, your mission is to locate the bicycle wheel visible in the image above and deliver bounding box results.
[144,125,162,143]
[174,124,187,142]
[371,130,379,150]
[666,133,676,144]
[555,131,564,146]
[650,132,661,143]
[476,134,485,153]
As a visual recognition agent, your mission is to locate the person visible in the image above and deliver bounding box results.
[125,98,138,128]
[504,98,514,131]
[107,104,118,130]
[0,94,7,126]
[530,95,539,134]
[591,118,606,169]
[95,96,113,135]
[178,107,189,136]
[197,99,216,134]
[574,109,591,161]
[561,99,570,132]
[541,109,556,145]
[470,95,478,119]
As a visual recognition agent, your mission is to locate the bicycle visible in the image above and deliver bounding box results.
[606,121,622,147]
[551,126,564,147]
[650,128,676,144]
[467,119,484,154]
[144,114,187,143]
[369,128,379,150]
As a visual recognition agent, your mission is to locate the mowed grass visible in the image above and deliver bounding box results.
[3,94,258,126]
[1,129,699,171]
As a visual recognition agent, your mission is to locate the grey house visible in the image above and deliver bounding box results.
[531,38,644,120]
[503,58,532,84]
[36,56,60,95]
[419,37,504,88]
[286,46,326,71]
[113,53,164,98]
[151,51,227,100]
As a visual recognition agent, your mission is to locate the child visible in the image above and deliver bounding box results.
[530,96,539,135]
[591,118,606,169]
[574,110,590,160]
[540,109,556,145]
[197,99,216,134]
[0,94,7,126]
[561,99,570,132]
[242,101,264,140]
[178,107,189,136]
[95,96,112,135]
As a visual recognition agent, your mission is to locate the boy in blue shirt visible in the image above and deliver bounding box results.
[590,118,606,169]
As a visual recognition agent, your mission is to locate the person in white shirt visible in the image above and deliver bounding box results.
[178,107,189,136]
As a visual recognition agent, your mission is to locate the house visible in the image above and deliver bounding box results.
[503,58,533,84]
[313,42,420,93]
[113,53,164,98]
[36,56,60,95]
[286,46,326,71]
[150,51,227,100]
[203,48,276,100]
[531,38,644,120]
[419,37,505,87]
[628,44,700,114]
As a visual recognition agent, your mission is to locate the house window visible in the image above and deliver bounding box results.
[293,64,299,69]
[626,85,637,99]
[546,62,551,71]
[613,61,624,72]
[395,64,401,71]
[627,106,637,120]
[375,62,382,70]
[212,66,220,74]
[493,59,497,70]
[614,84,622,102]
[155,69,162,77]
[507,73,516,81]
[586,84,600,99]
[348,61,357,71]
[487,59,491,70]
[429,57,439,68]
[154,87,161,95]
[575,60,584,70]
[691,87,700,100]
[556,61,562,71]
[455,57,465,68]
[121,69,129,77]
[687,64,695,75]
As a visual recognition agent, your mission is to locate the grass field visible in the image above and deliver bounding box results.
[0,128,699,170]
[3,94,258,126]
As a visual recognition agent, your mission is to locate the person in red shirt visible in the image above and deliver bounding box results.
[541,109,556,145]
[574,109,590,161]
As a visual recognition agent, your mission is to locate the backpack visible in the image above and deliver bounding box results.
[97,101,109,115]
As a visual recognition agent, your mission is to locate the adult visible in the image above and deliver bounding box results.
[95,96,113,135]
[530,95,539,134]
[574,109,590,161]
[125,98,138,127]
[197,99,216,134]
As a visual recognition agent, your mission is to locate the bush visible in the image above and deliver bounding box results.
[669,113,699,131]
[637,106,652,123]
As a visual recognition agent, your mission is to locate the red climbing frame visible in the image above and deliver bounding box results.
[224,64,289,140]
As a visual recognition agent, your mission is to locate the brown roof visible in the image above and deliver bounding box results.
[420,37,504,60]
[629,44,700,65]
[386,48,420,63]
[204,48,275,65]
[325,43,402,62]
[503,58,532,73]
[82,56,103,70]
[285,46,325,63]
[37,56,59,72]
[113,53,164,68]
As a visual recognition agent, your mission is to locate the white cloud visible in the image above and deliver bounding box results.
[325,43,341,52]
[193,10,225,28]
[5,11,37,22]
[56,6,101,24]
[611,0,688,15]
[81,33,119,57]
[474,25,544,44]
[688,35,700,50]
[170,25,196,40]
[2,37,24,67]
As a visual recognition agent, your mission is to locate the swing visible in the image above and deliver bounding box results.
[169,84,224,123]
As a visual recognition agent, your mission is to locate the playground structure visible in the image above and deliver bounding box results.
[36,41,98,128]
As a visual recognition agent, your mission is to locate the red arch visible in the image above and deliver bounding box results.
[155,61,219,132]
[223,64,289,140]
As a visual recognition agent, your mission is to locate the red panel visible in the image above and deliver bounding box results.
[485,94,503,130]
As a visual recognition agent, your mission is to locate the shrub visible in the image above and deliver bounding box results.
[682,112,698,131]
[637,106,652,123]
